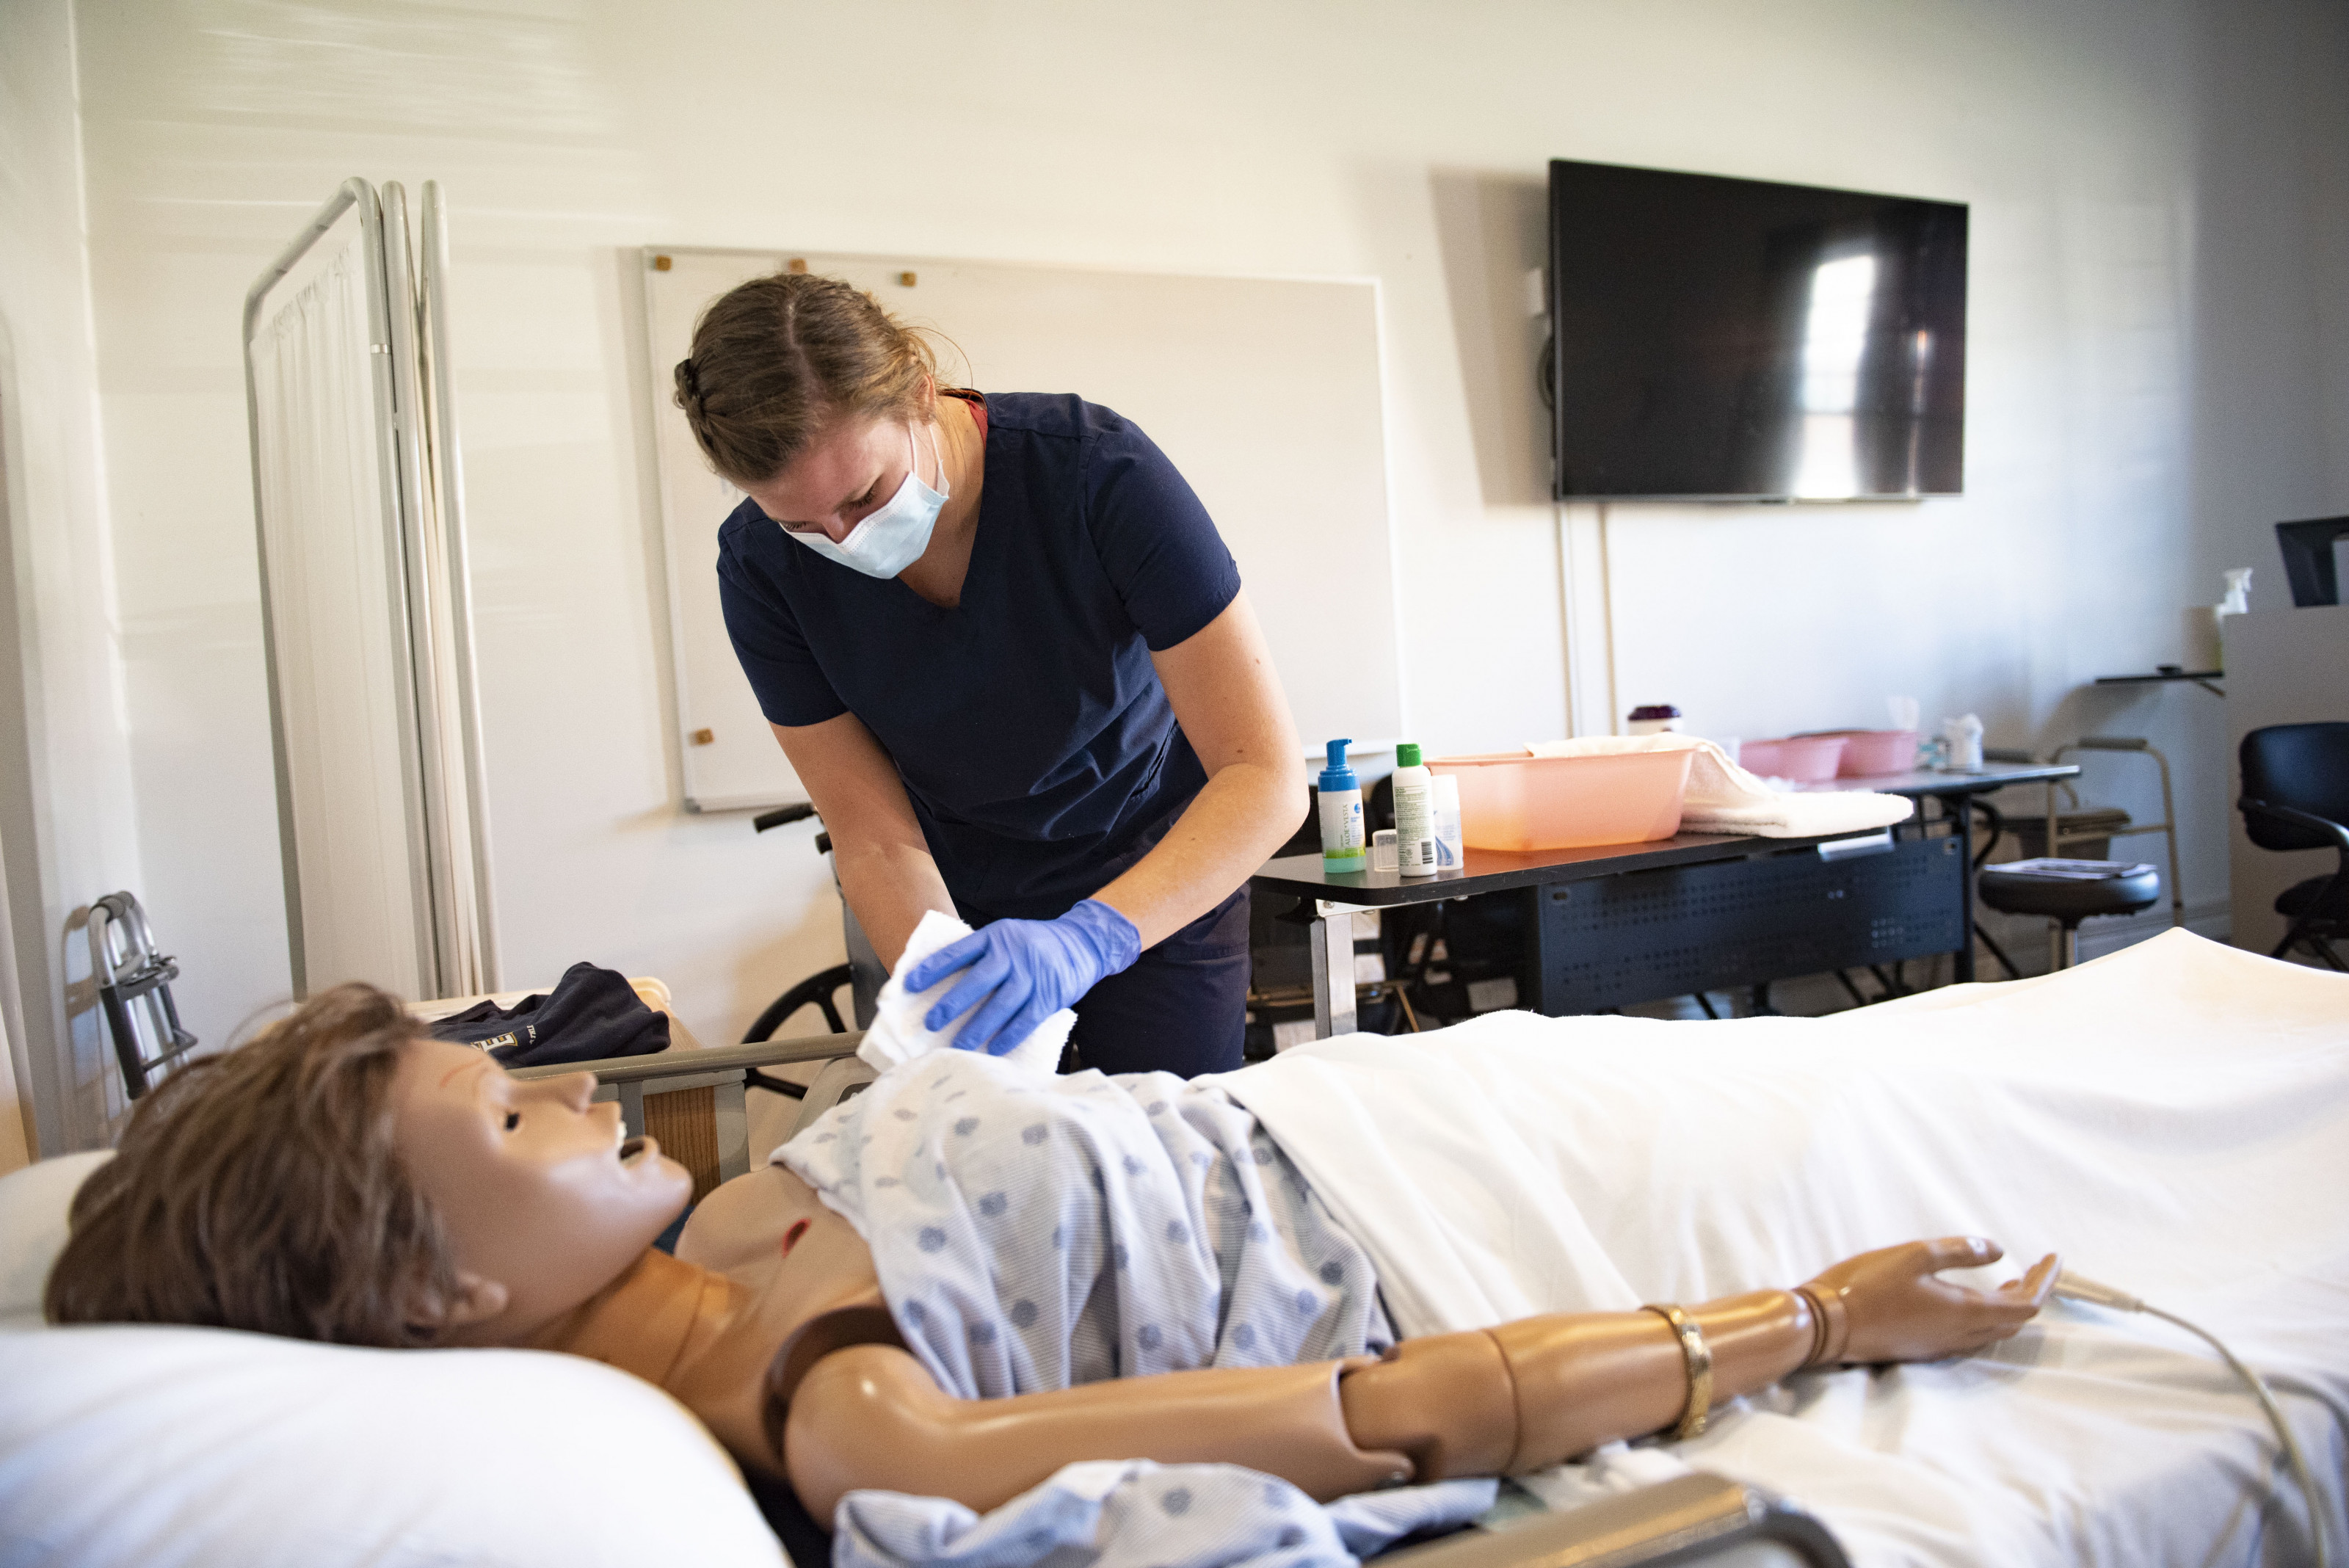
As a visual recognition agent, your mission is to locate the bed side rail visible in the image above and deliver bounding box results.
[1376,1473,1848,1568]
[509,1032,871,1197]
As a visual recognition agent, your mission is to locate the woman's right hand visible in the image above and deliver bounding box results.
[1802,1236,2058,1365]
[905,899,1141,1056]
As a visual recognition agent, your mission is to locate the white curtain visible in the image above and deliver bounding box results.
[247,184,493,1001]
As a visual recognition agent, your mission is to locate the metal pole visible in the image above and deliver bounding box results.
[2153,747,2183,927]
[1309,903,1359,1039]
[1949,793,1976,982]
[378,182,462,998]
[421,181,502,990]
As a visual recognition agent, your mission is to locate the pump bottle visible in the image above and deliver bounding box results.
[1317,739,1368,874]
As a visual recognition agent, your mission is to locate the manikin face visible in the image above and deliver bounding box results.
[389,1037,692,1343]
[742,410,937,544]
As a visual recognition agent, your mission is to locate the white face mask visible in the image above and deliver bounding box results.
[787,420,948,579]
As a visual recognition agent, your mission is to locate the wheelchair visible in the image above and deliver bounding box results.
[736,802,886,1111]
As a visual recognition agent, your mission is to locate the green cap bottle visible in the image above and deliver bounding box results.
[1392,741,1436,876]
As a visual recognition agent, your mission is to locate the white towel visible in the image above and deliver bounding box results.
[856,910,1073,1077]
[1523,734,1913,839]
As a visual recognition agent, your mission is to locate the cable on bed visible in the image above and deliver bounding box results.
[2053,1271,2330,1568]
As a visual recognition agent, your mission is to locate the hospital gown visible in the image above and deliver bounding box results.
[777,1051,1394,1401]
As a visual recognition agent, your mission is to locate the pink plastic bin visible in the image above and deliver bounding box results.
[1428,749,1693,852]
[1735,736,1848,783]
[1813,729,1919,777]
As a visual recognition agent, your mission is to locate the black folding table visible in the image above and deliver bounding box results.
[1249,762,2077,1037]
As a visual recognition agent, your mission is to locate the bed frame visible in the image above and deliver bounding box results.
[509,1037,1848,1567]
[510,1030,876,1201]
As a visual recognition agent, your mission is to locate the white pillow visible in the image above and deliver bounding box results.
[0,1158,788,1568]
[0,1150,110,1324]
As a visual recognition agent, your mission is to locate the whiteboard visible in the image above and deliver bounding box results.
[640,248,1401,812]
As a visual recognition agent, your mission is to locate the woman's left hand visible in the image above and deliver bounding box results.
[905,900,1141,1056]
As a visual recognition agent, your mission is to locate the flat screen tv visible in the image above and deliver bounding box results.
[1547,159,1967,501]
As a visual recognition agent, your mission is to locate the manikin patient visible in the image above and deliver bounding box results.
[46,984,2055,1522]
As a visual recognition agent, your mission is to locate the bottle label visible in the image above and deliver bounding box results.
[1319,791,1365,865]
[1434,805,1462,868]
[1393,780,1437,874]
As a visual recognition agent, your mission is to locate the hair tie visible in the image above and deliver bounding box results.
[678,357,703,407]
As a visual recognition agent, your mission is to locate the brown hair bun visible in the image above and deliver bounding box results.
[674,271,937,487]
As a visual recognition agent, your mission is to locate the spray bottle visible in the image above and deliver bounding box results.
[1317,739,1368,874]
[2215,567,2254,667]
[1393,743,1438,877]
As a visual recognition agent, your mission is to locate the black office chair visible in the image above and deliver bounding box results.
[1977,860,2161,973]
[2237,722,2349,972]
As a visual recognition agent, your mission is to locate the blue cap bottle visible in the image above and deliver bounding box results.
[1318,738,1367,873]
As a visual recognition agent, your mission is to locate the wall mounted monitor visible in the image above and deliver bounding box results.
[2275,515,2349,606]
[1548,159,1967,501]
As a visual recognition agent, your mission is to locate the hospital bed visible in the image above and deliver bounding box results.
[512,1003,1857,1563]
[0,1027,1842,1568]
[527,1027,1846,1566]
[5,932,2342,1568]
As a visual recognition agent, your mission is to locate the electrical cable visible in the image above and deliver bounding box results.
[2052,1271,2331,1568]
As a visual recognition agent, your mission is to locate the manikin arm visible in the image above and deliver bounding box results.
[783,1238,2056,1520]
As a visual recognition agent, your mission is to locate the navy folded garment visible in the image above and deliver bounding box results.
[426,962,669,1067]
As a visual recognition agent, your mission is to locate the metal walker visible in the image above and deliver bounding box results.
[90,891,200,1100]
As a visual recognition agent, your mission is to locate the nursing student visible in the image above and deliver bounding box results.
[680,272,1302,1078]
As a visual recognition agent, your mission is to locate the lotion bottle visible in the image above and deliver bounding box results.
[1430,773,1464,871]
[1317,738,1368,874]
[1392,742,1438,877]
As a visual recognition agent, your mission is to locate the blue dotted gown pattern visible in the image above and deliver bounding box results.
[832,1459,1497,1568]
[777,1053,1394,1401]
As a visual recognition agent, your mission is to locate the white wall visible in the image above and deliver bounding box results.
[2179,0,2349,905]
[38,0,2349,1061]
[1,0,145,1155]
[2186,0,2349,581]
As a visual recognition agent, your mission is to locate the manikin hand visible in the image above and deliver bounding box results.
[904,899,1142,1057]
[1802,1235,2058,1365]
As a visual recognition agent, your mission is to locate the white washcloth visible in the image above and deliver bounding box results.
[1523,734,1912,838]
[856,910,1073,1077]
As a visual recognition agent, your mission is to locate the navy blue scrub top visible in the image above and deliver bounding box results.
[716,393,1243,923]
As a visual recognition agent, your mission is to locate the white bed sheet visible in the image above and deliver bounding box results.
[1215,931,2349,1568]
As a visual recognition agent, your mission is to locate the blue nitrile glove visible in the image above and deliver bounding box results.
[903,899,1142,1057]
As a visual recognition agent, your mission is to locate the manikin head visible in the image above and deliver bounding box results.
[46,984,691,1347]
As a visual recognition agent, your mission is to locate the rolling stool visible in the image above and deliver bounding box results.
[2044,736,2184,928]
[1977,862,2161,973]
